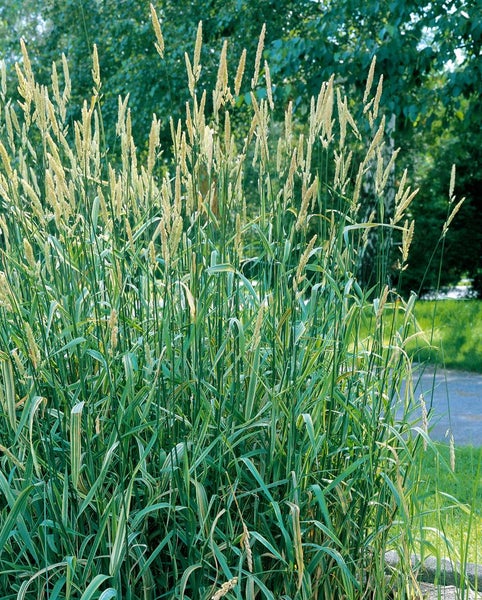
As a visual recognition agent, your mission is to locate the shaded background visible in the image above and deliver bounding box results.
[1,0,481,296]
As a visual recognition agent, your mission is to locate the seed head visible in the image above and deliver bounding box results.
[25,322,40,369]
[234,49,246,97]
[251,23,266,89]
[23,238,36,271]
[211,578,238,600]
[150,5,165,59]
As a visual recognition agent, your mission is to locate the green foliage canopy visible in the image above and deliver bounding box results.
[1,0,481,293]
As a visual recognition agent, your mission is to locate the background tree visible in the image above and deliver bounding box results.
[262,0,481,293]
[1,0,480,294]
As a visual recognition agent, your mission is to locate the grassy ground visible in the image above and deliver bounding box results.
[408,300,482,566]
[410,299,482,373]
[364,297,482,565]
[414,443,482,566]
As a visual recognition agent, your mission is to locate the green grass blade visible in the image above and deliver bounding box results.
[79,574,111,600]
[0,485,33,552]
[70,401,85,491]
[0,356,16,432]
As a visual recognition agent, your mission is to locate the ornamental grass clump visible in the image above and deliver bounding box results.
[0,16,428,600]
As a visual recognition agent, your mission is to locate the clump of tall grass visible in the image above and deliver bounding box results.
[0,17,430,600]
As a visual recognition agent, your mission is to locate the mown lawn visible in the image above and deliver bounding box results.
[359,297,482,564]
[414,443,482,565]
[410,299,482,373]
[408,300,482,564]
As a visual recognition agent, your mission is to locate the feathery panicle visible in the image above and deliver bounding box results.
[0,216,9,254]
[46,93,60,139]
[251,298,267,349]
[195,90,207,132]
[61,53,71,106]
[379,147,400,192]
[442,197,465,237]
[295,234,317,290]
[375,147,384,193]
[295,177,318,231]
[185,173,195,214]
[249,94,270,164]
[185,52,195,97]
[264,60,274,110]
[351,164,363,208]
[174,164,182,214]
[364,55,377,105]
[319,76,334,148]
[234,48,246,96]
[0,271,12,311]
[179,130,188,175]
[51,61,61,109]
[203,126,214,175]
[442,161,464,237]
[193,21,203,81]
[337,88,348,149]
[364,115,385,165]
[242,523,253,572]
[150,4,165,59]
[11,348,26,380]
[251,23,266,89]
[0,140,13,179]
[224,109,231,154]
[335,89,359,147]
[170,214,183,259]
[282,101,293,154]
[393,179,418,225]
[334,149,353,194]
[159,220,170,270]
[108,308,118,353]
[361,210,376,248]
[116,95,130,137]
[213,40,232,112]
[375,285,390,320]
[20,38,34,87]
[449,163,456,201]
[25,322,40,369]
[148,114,160,174]
[297,133,305,170]
[372,74,384,121]
[185,100,194,145]
[23,238,36,271]
[211,578,238,600]
[4,104,17,150]
[124,218,134,249]
[92,44,101,90]
[283,147,297,205]
[400,219,415,269]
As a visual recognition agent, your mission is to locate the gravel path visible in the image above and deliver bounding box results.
[411,365,482,446]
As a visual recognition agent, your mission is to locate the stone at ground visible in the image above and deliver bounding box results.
[420,582,482,599]
[385,551,482,598]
